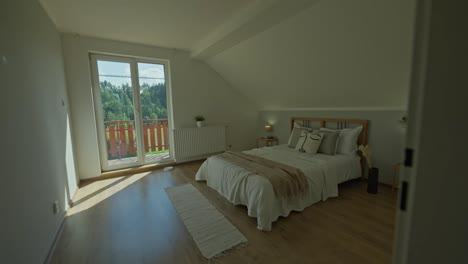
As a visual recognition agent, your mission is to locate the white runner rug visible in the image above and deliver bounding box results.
[165,184,247,259]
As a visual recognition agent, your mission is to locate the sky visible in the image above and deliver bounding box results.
[97,60,166,87]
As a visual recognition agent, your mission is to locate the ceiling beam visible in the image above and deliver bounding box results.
[38,0,59,27]
[190,0,320,60]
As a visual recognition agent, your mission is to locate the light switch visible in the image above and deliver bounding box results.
[2,56,7,64]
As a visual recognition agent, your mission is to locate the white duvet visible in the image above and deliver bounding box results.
[195,145,361,231]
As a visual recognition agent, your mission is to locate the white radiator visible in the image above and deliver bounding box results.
[173,126,226,161]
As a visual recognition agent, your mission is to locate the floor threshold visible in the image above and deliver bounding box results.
[80,160,176,186]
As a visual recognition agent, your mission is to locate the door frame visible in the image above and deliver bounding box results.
[392,0,431,262]
[90,53,174,172]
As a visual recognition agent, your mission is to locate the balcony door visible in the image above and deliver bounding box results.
[90,54,172,171]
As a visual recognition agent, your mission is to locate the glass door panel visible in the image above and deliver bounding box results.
[137,62,171,163]
[93,58,141,170]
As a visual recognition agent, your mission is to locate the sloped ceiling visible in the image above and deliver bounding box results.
[206,0,416,109]
[40,0,415,109]
[39,0,253,50]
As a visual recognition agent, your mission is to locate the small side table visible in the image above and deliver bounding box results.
[393,163,401,192]
[256,137,278,148]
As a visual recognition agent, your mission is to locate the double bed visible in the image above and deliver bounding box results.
[196,117,368,231]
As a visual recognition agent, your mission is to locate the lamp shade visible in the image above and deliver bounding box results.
[264,125,273,132]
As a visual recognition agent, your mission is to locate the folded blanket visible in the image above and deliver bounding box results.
[217,151,309,198]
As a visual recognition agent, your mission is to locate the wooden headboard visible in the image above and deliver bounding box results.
[290,117,369,178]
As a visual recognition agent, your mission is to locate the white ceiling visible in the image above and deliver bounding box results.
[207,0,416,109]
[39,0,253,50]
[40,0,415,109]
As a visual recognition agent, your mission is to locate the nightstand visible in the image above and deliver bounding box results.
[256,137,278,148]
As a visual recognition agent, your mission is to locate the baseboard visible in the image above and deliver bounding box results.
[260,106,407,111]
[174,152,222,163]
[79,159,207,186]
[43,212,66,264]
[361,178,394,189]
[80,161,176,186]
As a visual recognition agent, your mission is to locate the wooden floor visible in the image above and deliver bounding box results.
[51,161,397,264]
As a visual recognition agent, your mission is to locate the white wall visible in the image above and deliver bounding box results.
[0,0,77,263]
[207,0,415,109]
[61,35,258,179]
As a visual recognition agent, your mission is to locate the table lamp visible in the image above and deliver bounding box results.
[264,124,273,139]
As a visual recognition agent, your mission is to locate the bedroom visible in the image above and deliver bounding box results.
[1,0,467,263]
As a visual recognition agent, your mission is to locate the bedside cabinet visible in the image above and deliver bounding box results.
[256,137,278,148]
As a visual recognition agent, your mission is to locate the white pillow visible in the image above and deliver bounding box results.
[295,131,323,154]
[320,126,362,155]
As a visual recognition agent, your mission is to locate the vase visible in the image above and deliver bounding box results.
[196,121,204,128]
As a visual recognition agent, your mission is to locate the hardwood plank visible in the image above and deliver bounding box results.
[51,161,397,264]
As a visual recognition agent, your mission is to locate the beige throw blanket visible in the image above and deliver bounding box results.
[217,151,309,198]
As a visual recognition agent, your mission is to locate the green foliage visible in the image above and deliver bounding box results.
[100,81,167,121]
[194,115,205,121]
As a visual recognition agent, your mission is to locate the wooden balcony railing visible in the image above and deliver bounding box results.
[104,118,169,159]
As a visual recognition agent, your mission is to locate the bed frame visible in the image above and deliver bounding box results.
[290,117,369,178]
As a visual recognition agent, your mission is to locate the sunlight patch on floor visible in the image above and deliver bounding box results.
[68,172,151,216]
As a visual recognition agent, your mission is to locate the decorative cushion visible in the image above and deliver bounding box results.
[295,131,323,154]
[314,130,340,155]
[320,126,363,155]
[288,123,312,148]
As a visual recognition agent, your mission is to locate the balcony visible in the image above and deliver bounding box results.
[104,118,170,167]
